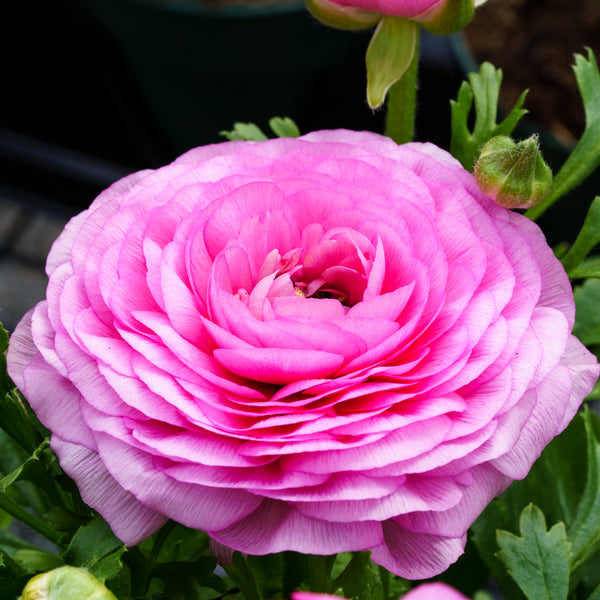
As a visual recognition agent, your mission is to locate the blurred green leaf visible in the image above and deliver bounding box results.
[269,117,300,138]
[496,504,571,600]
[450,62,528,170]
[220,122,268,142]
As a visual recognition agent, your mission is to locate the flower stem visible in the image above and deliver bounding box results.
[384,27,420,144]
[0,491,64,546]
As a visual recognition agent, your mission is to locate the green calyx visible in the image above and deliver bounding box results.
[474,135,553,209]
[305,0,380,31]
[419,0,475,35]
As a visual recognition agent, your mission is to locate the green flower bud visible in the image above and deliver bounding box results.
[474,135,553,209]
[19,566,118,600]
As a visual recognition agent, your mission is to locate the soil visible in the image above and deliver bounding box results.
[463,0,600,146]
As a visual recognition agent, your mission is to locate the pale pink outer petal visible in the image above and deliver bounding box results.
[51,437,167,545]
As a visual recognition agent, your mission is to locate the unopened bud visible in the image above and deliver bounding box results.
[475,135,553,209]
[20,566,118,600]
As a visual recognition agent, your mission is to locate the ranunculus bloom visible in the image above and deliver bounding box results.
[314,0,487,23]
[291,583,469,600]
[7,130,598,578]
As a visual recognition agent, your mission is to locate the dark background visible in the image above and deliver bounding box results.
[1,0,464,211]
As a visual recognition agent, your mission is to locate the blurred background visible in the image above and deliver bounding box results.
[2,0,597,333]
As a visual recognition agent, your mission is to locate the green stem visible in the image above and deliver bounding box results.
[0,491,64,546]
[378,564,390,600]
[384,27,420,144]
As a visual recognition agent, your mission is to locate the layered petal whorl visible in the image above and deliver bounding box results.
[7,130,599,578]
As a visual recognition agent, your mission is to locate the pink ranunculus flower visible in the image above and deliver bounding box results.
[291,583,469,600]
[308,0,488,25]
[7,130,598,578]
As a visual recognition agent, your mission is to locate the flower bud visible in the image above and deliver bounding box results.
[474,135,553,209]
[19,566,118,600]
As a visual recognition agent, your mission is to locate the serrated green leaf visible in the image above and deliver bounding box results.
[88,545,126,583]
[496,504,571,600]
[366,16,417,109]
[527,49,600,220]
[66,517,124,573]
[269,117,300,138]
[220,122,268,142]
[450,62,528,170]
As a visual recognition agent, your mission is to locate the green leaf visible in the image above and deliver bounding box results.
[223,551,263,600]
[527,49,600,221]
[366,16,417,109]
[573,278,600,347]
[269,117,301,138]
[496,504,571,600]
[566,407,600,577]
[561,196,600,274]
[450,62,528,170]
[13,548,63,573]
[282,551,309,599]
[153,555,227,600]
[66,517,125,580]
[220,122,269,142]
[332,551,378,600]
[588,582,600,600]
